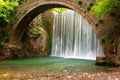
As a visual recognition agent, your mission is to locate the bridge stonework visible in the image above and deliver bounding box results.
[7,0,120,66]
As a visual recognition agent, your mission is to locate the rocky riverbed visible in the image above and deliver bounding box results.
[0,67,120,80]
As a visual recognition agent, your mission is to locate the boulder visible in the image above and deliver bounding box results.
[96,54,107,65]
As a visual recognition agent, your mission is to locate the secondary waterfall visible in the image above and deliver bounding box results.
[51,10,103,60]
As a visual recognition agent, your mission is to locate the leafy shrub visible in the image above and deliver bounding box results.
[0,0,19,24]
[109,39,113,45]
[42,17,53,26]
[89,2,94,7]
[91,0,120,18]
[0,0,19,53]
[101,37,106,43]
[77,0,83,5]
[52,8,68,13]
[95,22,99,27]
[98,19,104,24]
[87,6,91,11]
[18,0,30,4]
[87,2,94,11]
[33,26,43,37]
[0,30,11,51]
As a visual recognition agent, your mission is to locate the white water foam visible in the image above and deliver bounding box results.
[51,10,103,60]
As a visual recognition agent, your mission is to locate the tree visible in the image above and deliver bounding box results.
[0,0,19,23]
[0,0,19,53]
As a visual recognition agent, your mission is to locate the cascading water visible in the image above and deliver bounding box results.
[51,10,103,60]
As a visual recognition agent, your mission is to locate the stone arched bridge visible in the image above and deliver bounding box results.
[7,0,120,65]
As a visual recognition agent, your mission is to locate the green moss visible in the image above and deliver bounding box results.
[42,17,53,27]
[52,8,68,13]
[95,22,99,27]
[98,19,104,24]
[109,39,113,45]
[33,26,43,37]
[22,9,27,14]
[0,30,11,51]
[46,37,52,55]
[0,0,19,24]
[89,2,94,7]
[90,0,120,18]
[14,16,19,20]
[109,11,116,17]
[87,6,91,11]
[87,2,94,11]
[77,0,83,5]
[83,10,86,13]
[101,37,106,43]
[18,0,30,4]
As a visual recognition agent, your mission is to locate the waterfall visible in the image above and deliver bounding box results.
[51,10,103,60]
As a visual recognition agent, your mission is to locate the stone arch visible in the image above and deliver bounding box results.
[4,0,120,66]
[7,0,106,60]
[10,0,98,46]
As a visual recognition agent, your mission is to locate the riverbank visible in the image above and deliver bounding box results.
[0,57,119,80]
[0,67,120,80]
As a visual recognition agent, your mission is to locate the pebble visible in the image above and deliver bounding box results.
[67,75,72,78]
[115,78,119,80]
[1,68,120,80]
[88,75,91,78]
[27,79,32,80]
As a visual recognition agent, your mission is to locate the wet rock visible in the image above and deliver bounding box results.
[96,54,107,65]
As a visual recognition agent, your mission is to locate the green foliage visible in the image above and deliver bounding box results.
[0,30,11,51]
[83,10,86,13]
[0,0,4,12]
[109,12,116,17]
[77,0,83,5]
[42,17,53,26]
[95,22,99,27]
[87,2,94,11]
[109,39,113,45]
[91,0,120,18]
[52,8,68,13]
[0,0,19,53]
[0,0,19,24]
[98,19,104,24]
[46,37,52,55]
[33,26,43,37]
[94,18,104,27]
[18,0,30,4]
[87,6,91,11]
[89,2,94,7]
[18,9,27,15]
[101,37,106,43]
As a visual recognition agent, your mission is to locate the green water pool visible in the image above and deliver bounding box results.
[0,57,111,75]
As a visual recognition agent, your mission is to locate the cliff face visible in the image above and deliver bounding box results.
[18,10,55,58]
[96,11,120,66]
